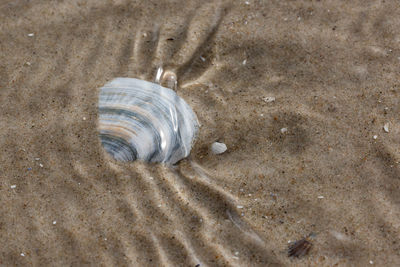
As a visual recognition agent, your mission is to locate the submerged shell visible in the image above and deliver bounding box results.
[98,78,199,164]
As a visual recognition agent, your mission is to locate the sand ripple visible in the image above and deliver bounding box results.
[1,0,400,266]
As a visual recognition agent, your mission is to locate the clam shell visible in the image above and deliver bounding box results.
[98,78,199,164]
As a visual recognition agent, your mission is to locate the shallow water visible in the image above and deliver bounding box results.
[1,0,400,266]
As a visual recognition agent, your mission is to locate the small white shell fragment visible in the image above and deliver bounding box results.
[200,56,206,62]
[53,221,57,225]
[370,260,373,264]
[20,253,25,257]
[39,163,43,168]
[262,96,275,103]
[27,33,34,37]
[280,127,288,133]
[373,135,378,140]
[242,59,247,65]
[211,142,227,154]
[318,196,324,199]
[383,123,389,133]
[237,205,244,209]
[10,185,16,189]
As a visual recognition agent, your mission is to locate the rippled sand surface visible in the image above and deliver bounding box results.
[1,0,400,266]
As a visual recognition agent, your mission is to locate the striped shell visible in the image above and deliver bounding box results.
[98,78,199,164]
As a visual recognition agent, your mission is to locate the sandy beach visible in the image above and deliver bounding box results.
[1,0,399,266]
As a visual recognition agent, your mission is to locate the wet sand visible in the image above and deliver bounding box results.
[1,0,400,266]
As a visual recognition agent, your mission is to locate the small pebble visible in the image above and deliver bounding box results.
[53,221,57,225]
[245,1,250,4]
[200,56,206,62]
[10,185,16,189]
[242,59,247,65]
[211,142,227,155]
[83,117,87,121]
[20,253,25,257]
[39,163,43,168]
[318,196,324,199]
[262,96,275,103]
[370,260,373,264]
[27,33,34,37]
[27,168,32,171]
[373,135,378,140]
[383,123,389,133]
[234,251,239,256]
[237,205,244,209]
[35,158,40,161]
[280,128,288,134]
